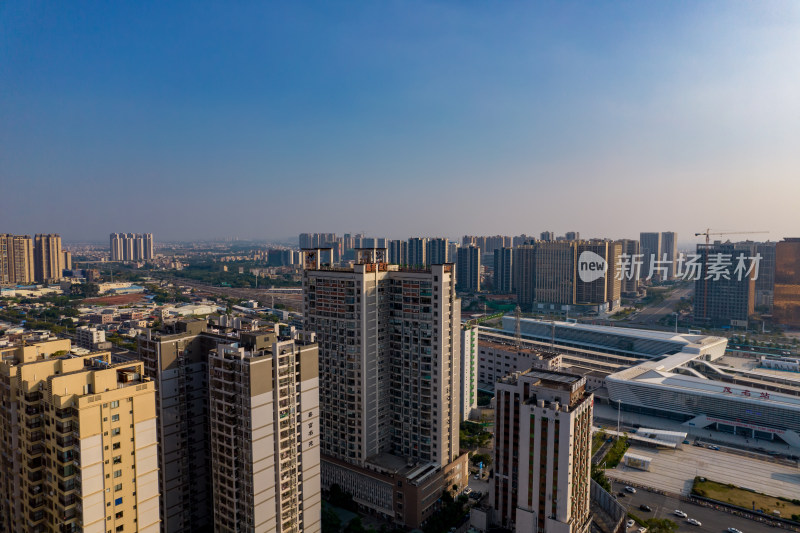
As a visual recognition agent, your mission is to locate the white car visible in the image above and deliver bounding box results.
[626,519,635,528]
[463,487,472,495]
[687,518,702,526]
[726,529,742,533]
[624,486,637,493]
[674,510,688,518]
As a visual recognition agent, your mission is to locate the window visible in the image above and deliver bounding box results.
[113,470,122,478]
[114,497,123,506]
[114,483,122,491]
[110,401,119,408]
[113,456,122,464]
[111,414,120,422]
[111,428,121,436]
[115,511,123,519]
[116,526,124,532]
[113,442,121,450]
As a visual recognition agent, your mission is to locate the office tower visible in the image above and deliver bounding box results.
[427,237,449,265]
[137,320,218,532]
[407,237,427,267]
[33,233,63,283]
[494,246,514,294]
[491,369,593,533]
[62,250,72,270]
[618,239,641,296]
[302,251,467,528]
[388,239,407,265]
[0,347,159,533]
[0,234,34,285]
[565,231,579,241]
[535,241,576,305]
[755,241,776,309]
[693,242,756,327]
[457,245,481,292]
[661,231,678,279]
[540,231,555,242]
[208,338,321,533]
[639,232,662,283]
[460,324,478,421]
[774,238,800,327]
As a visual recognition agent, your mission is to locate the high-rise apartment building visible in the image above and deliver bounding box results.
[660,232,678,279]
[457,245,481,292]
[208,338,321,533]
[33,233,63,283]
[302,249,468,528]
[111,233,155,261]
[494,246,513,294]
[755,241,776,309]
[460,324,478,421]
[618,239,641,296]
[491,369,593,533]
[639,232,662,283]
[0,343,160,533]
[513,241,621,314]
[773,238,800,327]
[693,242,756,327]
[565,231,579,241]
[426,238,449,265]
[407,237,427,267]
[62,250,73,271]
[0,234,34,285]
[540,231,555,242]
[76,325,107,350]
[388,239,407,265]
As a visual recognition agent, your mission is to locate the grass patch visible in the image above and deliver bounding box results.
[603,436,629,468]
[692,477,800,520]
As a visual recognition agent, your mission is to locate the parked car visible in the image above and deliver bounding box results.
[687,518,702,526]
[709,445,720,450]
[626,519,635,528]
[682,440,690,444]
[639,504,652,512]
[674,510,688,518]
[638,528,647,533]
[463,487,473,495]
[617,492,626,498]
[625,486,637,493]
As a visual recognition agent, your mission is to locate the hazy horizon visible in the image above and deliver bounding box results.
[2,2,799,242]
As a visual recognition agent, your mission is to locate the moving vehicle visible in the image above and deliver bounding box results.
[674,510,687,518]
[687,518,702,526]
[726,528,742,533]
[625,486,637,493]
[709,445,720,450]
[639,504,652,512]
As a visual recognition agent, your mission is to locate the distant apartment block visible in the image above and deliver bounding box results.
[302,250,468,528]
[388,239,407,265]
[774,238,800,327]
[457,245,481,292]
[540,231,555,242]
[62,250,72,271]
[426,237,449,265]
[660,231,678,279]
[110,233,154,261]
[33,234,63,283]
[565,231,579,241]
[0,344,159,533]
[639,232,661,283]
[493,246,513,294]
[491,369,593,533]
[407,237,427,267]
[618,239,641,296]
[693,242,756,327]
[755,241,776,309]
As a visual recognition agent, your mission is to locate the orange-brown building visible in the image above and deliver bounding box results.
[774,238,800,328]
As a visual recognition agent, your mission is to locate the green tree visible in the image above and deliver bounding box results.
[322,506,342,533]
[643,518,678,533]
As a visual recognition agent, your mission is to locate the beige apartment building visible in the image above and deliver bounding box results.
[0,339,159,533]
[0,234,34,285]
[302,248,468,528]
[33,233,63,283]
[208,338,321,533]
[492,369,593,533]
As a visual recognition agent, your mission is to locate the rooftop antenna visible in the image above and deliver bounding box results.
[514,305,522,348]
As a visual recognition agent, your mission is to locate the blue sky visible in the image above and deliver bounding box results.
[2,1,799,244]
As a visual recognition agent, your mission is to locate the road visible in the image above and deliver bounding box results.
[609,480,784,533]
[629,285,692,326]
[159,277,304,312]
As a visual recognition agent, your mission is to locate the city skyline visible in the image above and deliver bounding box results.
[2,2,799,241]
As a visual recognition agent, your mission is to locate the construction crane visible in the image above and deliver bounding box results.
[694,229,768,322]
[694,229,768,246]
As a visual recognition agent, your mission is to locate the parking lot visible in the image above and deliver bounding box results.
[607,443,800,500]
